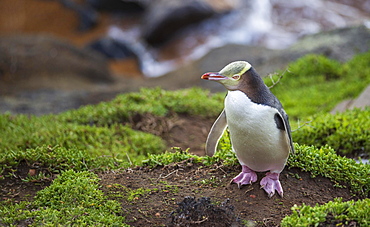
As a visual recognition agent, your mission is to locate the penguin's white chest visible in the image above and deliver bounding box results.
[224,90,289,173]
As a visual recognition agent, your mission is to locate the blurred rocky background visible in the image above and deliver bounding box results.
[0,0,370,115]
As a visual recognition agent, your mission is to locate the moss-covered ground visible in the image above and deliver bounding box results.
[1,52,370,226]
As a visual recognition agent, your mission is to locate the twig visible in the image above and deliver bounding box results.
[191,217,208,224]
[126,153,133,166]
[292,120,313,132]
[244,187,254,194]
[268,68,290,89]
[157,169,179,181]
[214,164,227,175]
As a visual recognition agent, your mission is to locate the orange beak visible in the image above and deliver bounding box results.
[201,72,228,81]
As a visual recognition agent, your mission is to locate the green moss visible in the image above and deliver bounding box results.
[59,87,225,126]
[7,114,164,158]
[293,108,370,155]
[0,170,128,226]
[264,52,370,122]
[0,113,166,173]
[105,181,180,206]
[142,147,202,167]
[281,198,370,226]
[105,184,155,202]
[0,145,122,175]
[196,175,223,187]
[0,88,225,174]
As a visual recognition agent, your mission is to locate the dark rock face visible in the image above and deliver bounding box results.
[0,35,113,94]
[142,0,217,46]
[288,25,370,62]
[87,0,147,12]
[60,0,98,31]
[60,0,147,31]
[86,37,138,60]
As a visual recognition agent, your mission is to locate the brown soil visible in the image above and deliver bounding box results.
[130,113,212,156]
[0,114,357,226]
[0,162,52,204]
[99,164,353,227]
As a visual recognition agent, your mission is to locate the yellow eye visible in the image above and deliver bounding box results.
[232,74,240,80]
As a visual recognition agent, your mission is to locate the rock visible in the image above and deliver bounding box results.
[350,85,370,109]
[87,0,147,12]
[0,35,113,94]
[288,25,370,62]
[331,85,370,113]
[330,100,353,114]
[60,0,147,32]
[142,0,222,46]
[147,44,279,92]
[60,0,98,31]
[86,37,138,59]
[170,25,370,92]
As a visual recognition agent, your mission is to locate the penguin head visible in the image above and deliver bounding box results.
[201,61,252,90]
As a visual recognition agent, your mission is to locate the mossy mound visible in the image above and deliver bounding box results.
[59,87,225,126]
[281,198,370,227]
[265,51,370,121]
[0,114,166,173]
[0,89,222,178]
[0,170,128,226]
[287,144,369,198]
[293,107,370,156]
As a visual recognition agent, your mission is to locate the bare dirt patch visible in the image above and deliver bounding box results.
[0,162,51,203]
[130,113,213,156]
[99,162,354,226]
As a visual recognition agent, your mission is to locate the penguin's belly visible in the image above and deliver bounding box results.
[225,91,289,173]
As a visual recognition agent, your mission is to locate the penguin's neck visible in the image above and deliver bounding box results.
[235,68,274,106]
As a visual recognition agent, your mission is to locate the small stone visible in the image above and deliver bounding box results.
[28,169,36,176]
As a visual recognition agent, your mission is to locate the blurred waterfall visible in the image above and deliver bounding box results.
[106,0,370,77]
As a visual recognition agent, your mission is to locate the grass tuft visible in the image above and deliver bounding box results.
[281,198,370,227]
[0,170,128,226]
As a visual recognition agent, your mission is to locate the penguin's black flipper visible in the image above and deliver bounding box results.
[274,113,285,130]
[205,109,227,157]
[275,111,295,154]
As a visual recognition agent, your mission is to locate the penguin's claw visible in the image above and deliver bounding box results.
[232,165,257,187]
[260,172,283,198]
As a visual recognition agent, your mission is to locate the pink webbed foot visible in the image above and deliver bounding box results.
[232,165,257,188]
[260,172,283,198]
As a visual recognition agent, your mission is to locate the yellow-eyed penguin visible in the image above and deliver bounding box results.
[201,61,294,197]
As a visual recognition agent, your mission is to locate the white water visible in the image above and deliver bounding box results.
[356,159,369,164]
[108,0,370,77]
